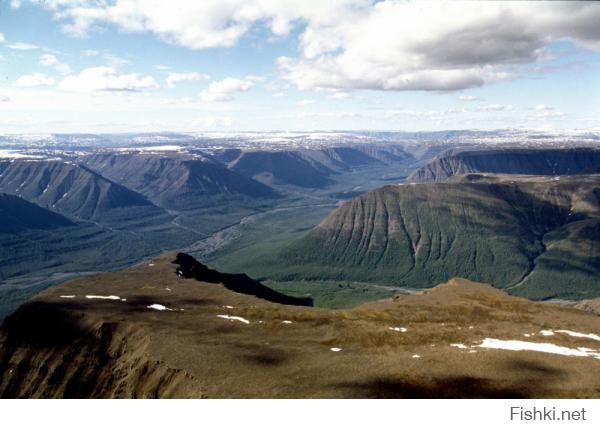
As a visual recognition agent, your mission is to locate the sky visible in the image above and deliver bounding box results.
[0,0,599,133]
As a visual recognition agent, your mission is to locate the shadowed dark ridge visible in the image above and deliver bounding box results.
[174,253,313,307]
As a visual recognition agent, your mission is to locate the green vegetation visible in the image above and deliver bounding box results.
[264,280,400,308]
[237,177,600,301]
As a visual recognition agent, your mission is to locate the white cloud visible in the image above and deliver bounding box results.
[103,53,130,67]
[329,91,351,100]
[10,0,22,8]
[479,104,513,112]
[36,0,367,47]
[14,73,55,87]
[296,99,315,106]
[199,77,252,102]
[7,42,39,50]
[39,54,72,75]
[166,72,209,88]
[0,33,5,44]
[532,110,566,119]
[80,49,99,56]
[280,1,600,92]
[0,95,10,102]
[59,67,158,92]
[458,95,480,102]
[154,64,170,71]
[192,115,234,128]
[38,2,600,94]
[534,104,555,111]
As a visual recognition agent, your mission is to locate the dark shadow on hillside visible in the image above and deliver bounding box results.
[174,253,313,307]
[335,376,532,399]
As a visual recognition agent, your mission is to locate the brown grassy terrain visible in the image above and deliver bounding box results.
[1,252,599,398]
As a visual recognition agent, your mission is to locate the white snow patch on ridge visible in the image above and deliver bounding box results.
[450,343,468,349]
[59,295,75,299]
[556,330,600,342]
[478,338,600,359]
[389,326,407,332]
[330,348,342,352]
[85,295,121,300]
[217,314,250,324]
[147,304,172,311]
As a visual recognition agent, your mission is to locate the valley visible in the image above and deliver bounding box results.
[1,131,600,399]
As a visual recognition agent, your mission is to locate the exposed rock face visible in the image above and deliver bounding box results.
[408,148,600,183]
[1,253,600,398]
[268,175,600,300]
[80,153,278,208]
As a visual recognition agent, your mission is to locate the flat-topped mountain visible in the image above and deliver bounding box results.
[81,153,278,209]
[1,253,599,398]
[408,148,600,183]
[213,146,414,189]
[261,175,600,300]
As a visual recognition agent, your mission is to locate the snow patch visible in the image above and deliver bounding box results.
[412,354,421,358]
[540,330,555,336]
[389,326,407,332]
[556,330,600,342]
[330,348,342,352]
[478,338,600,359]
[450,343,468,349]
[147,304,172,311]
[217,314,250,324]
[59,295,75,299]
[85,295,121,300]
[281,320,293,324]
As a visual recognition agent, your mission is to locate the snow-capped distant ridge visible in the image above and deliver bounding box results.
[0,129,599,157]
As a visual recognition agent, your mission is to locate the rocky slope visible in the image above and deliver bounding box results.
[1,253,599,398]
[408,148,600,182]
[263,174,600,300]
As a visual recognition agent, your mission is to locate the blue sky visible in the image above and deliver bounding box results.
[0,0,599,133]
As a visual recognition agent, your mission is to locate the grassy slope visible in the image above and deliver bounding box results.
[235,177,600,301]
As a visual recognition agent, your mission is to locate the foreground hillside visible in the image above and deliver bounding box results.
[0,253,598,398]
[257,174,600,300]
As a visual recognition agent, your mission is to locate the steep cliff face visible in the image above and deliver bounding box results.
[267,175,600,300]
[81,153,278,208]
[408,148,600,183]
[0,306,200,398]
